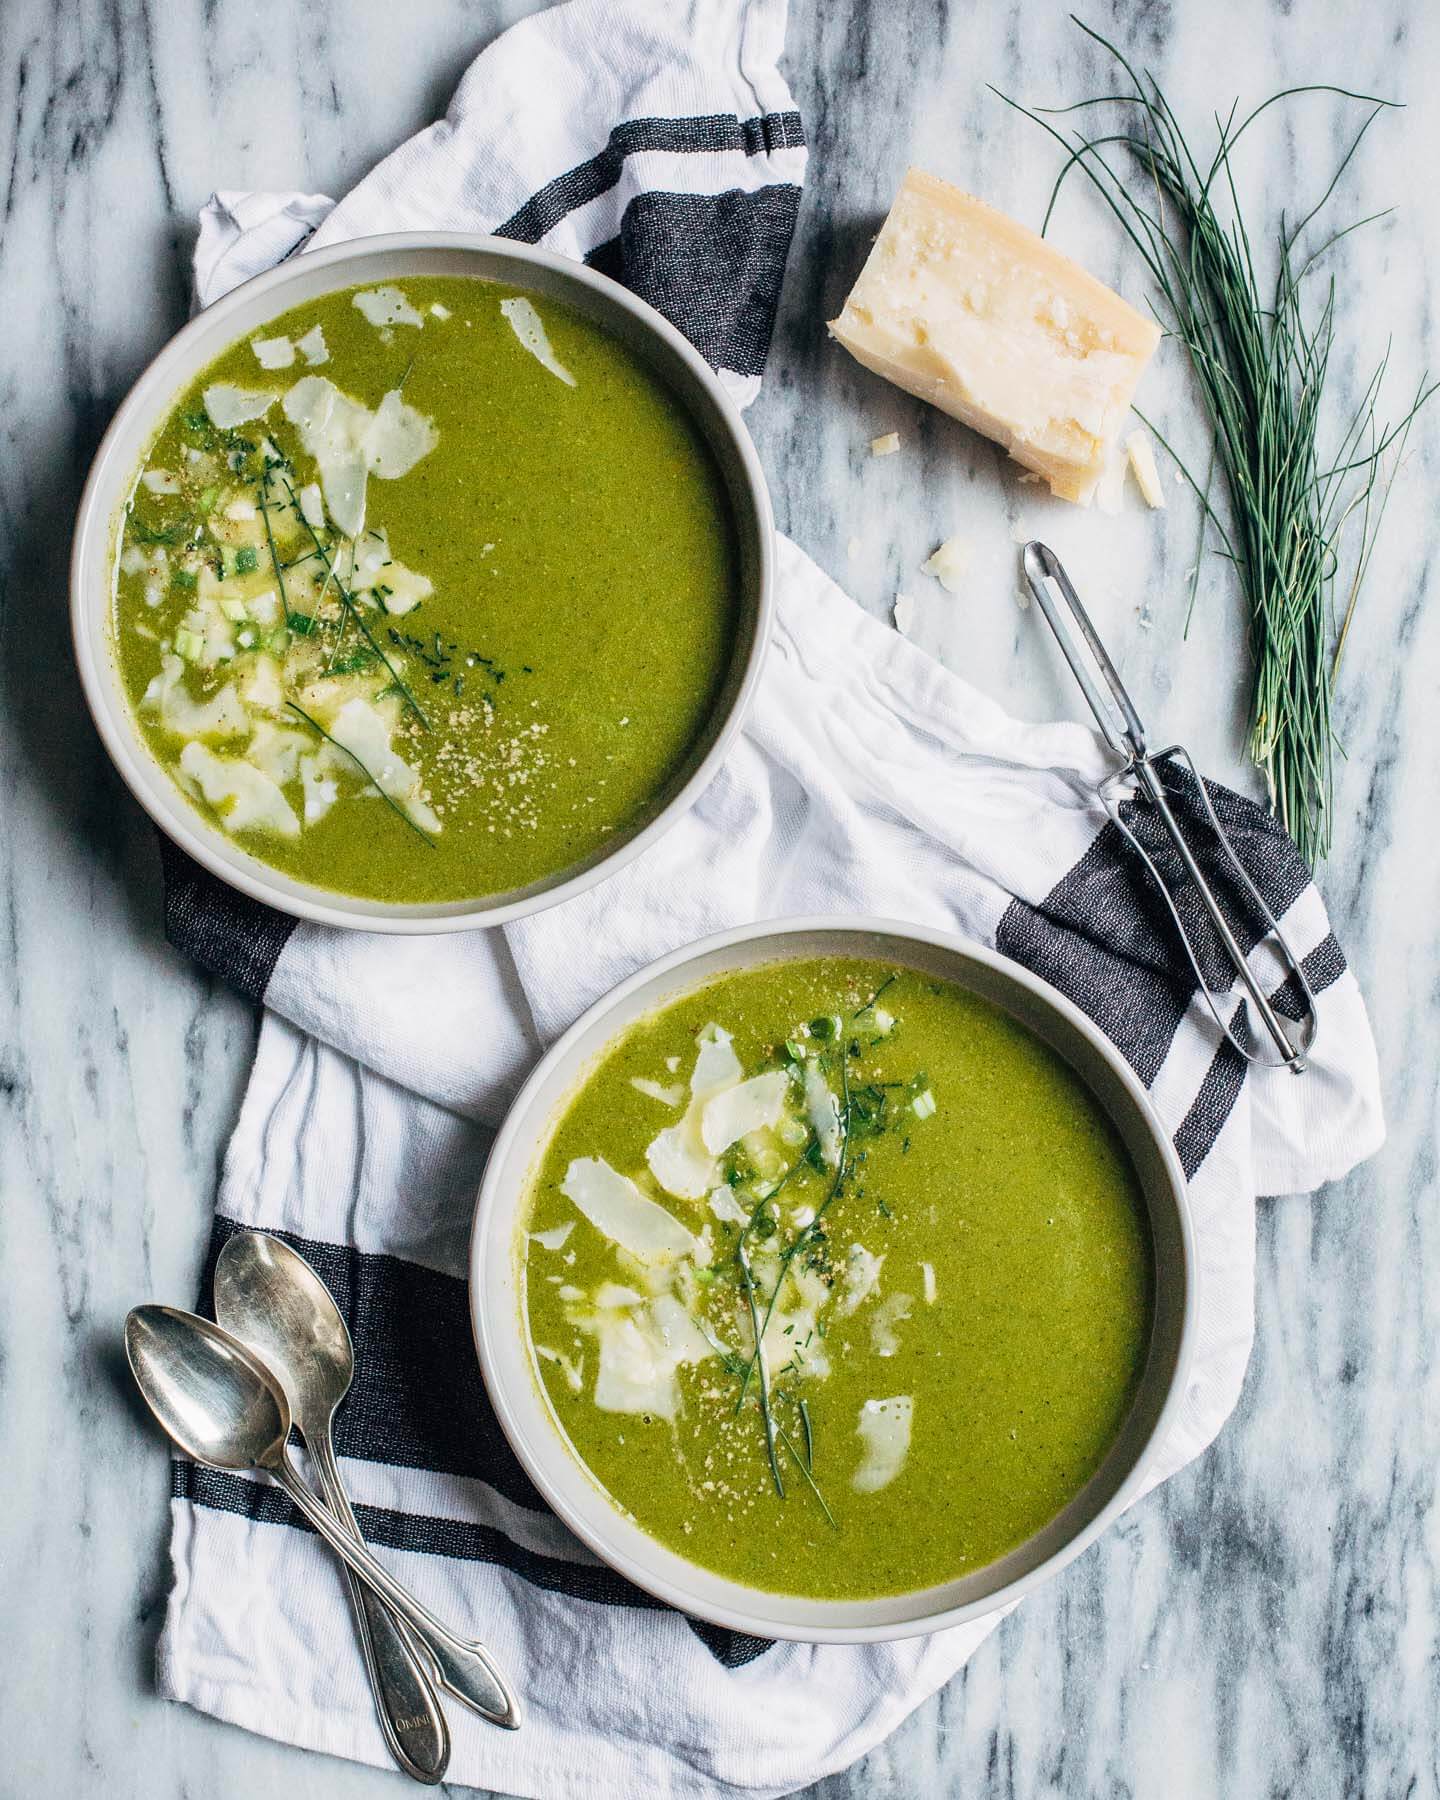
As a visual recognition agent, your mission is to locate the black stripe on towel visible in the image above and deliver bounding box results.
[193,1217,773,1668]
[997,762,1344,1174]
[175,1462,639,1607]
[1275,933,1346,1021]
[1171,1014,1250,1182]
[1130,760,1313,992]
[174,1464,771,1667]
[159,838,295,1004]
[996,820,1192,1088]
[583,184,802,378]
[1168,934,1345,1181]
[201,1217,548,1509]
[496,110,804,245]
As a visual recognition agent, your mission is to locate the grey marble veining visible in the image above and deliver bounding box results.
[2,1,1437,1795]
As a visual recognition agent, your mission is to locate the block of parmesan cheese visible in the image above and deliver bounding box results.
[829,169,1161,504]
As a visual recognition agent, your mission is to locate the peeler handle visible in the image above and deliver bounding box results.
[1022,541,1149,760]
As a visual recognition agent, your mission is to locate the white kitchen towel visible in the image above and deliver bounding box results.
[153,3,1384,1797]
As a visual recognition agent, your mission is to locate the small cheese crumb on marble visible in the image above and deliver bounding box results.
[1126,429,1167,508]
[1095,455,1128,516]
[870,431,901,457]
[921,535,973,595]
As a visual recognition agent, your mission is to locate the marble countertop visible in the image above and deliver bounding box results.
[3,1,1437,1794]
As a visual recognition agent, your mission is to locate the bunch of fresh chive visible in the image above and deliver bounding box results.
[999,19,1434,863]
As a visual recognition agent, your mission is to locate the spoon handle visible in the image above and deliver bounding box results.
[306,1431,451,1783]
[271,1456,522,1730]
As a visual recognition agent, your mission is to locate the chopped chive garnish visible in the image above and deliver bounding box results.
[736,1241,785,1500]
[775,1419,836,1528]
[284,702,436,847]
[256,472,291,621]
[852,972,897,1018]
[279,475,430,728]
[328,645,379,676]
[128,517,187,546]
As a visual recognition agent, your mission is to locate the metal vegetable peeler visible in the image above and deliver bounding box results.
[1022,541,1318,1074]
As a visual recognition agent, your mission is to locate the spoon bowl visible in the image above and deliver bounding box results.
[213,1233,354,1430]
[212,1233,453,1784]
[125,1300,522,1730]
[125,1304,291,1471]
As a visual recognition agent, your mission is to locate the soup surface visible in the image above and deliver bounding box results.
[111,276,739,902]
[521,956,1154,1600]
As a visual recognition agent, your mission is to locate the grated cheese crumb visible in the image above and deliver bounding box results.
[1125,429,1167,509]
[921,535,972,595]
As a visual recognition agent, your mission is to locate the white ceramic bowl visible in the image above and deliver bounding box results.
[471,917,1196,1643]
[71,234,773,932]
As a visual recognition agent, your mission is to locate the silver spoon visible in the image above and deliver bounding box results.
[125,1304,522,1732]
[212,1232,451,1784]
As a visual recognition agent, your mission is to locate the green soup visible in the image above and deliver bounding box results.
[111,276,740,903]
[521,956,1154,1600]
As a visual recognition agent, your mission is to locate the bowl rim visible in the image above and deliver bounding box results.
[469,914,1198,1643]
[70,230,774,934]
